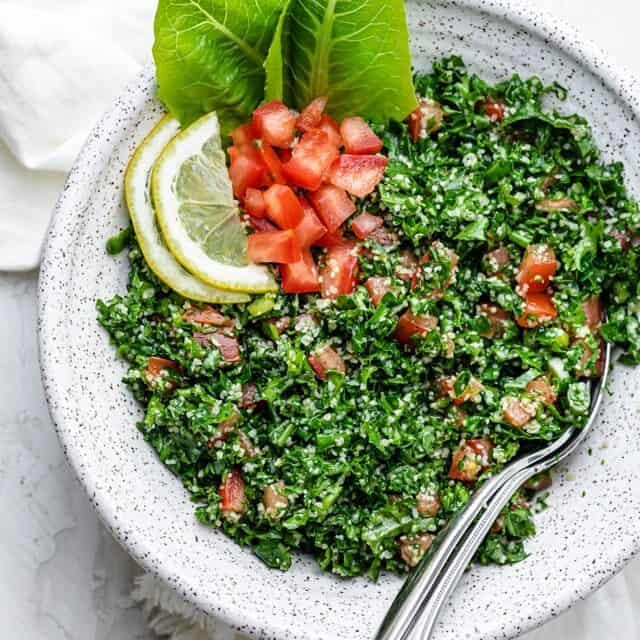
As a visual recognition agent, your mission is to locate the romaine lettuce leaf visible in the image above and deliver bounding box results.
[153,0,284,131]
[265,0,418,123]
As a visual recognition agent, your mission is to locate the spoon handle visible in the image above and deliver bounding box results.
[408,464,537,639]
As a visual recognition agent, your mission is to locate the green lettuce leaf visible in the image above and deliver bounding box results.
[153,0,284,131]
[265,0,418,122]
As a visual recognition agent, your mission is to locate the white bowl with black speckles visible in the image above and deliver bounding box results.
[38,1,640,638]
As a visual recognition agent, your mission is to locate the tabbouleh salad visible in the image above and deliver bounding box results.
[98,56,640,578]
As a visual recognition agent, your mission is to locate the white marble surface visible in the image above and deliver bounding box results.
[3,1,640,638]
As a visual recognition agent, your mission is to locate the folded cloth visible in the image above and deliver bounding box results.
[0,0,154,270]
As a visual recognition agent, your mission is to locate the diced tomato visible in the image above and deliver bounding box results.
[416,490,441,517]
[314,227,345,248]
[280,249,320,294]
[308,344,346,379]
[351,212,384,239]
[502,397,537,428]
[399,533,434,567]
[612,228,630,251]
[228,146,267,199]
[283,129,339,190]
[229,123,257,149]
[182,306,230,327]
[308,185,355,232]
[294,196,327,247]
[210,332,242,363]
[440,375,484,405]
[277,147,292,163]
[263,482,289,519]
[259,143,286,184]
[448,439,493,482]
[263,185,304,229]
[517,245,558,293]
[219,467,246,517]
[241,382,265,411]
[477,97,507,122]
[243,188,266,218]
[483,247,510,274]
[247,229,301,264]
[207,412,240,448]
[252,101,297,148]
[145,357,178,382]
[296,96,328,132]
[523,472,553,492]
[329,154,388,199]
[395,310,438,346]
[364,276,392,306]
[478,303,510,338]
[582,296,603,331]
[575,338,605,378]
[244,215,277,233]
[340,116,383,154]
[407,98,444,142]
[317,115,343,147]
[265,316,291,334]
[320,243,360,298]
[516,292,557,328]
[525,376,557,405]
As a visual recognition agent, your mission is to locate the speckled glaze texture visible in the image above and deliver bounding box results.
[38,1,640,639]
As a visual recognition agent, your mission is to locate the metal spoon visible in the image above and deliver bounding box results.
[376,343,611,640]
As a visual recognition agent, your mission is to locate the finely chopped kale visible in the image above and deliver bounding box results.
[98,57,640,577]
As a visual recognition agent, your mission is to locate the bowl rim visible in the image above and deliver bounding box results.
[38,1,640,638]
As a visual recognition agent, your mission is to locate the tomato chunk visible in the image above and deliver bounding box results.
[252,100,297,148]
[309,185,355,232]
[228,146,267,199]
[296,96,328,132]
[351,212,384,239]
[229,122,257,149]
[448,439,493,482]
[263,185,304,229]
[340,116,383,154]
[210,332,242,363]
[244,215,277,233]
[478,303,509,338]
[483,247,510,275]
[395,310,438,346]
[247,229,301,264]
[329,154,388,198]
[260,143,286,184]
[399,533,434,567]
[243,188,266,218]
[314,227,345,248]
[320,243,360,298]
[364,276,392,306]
[283,129,339,191]
[477,97,506,122]
[280,249,320,294]
[295,196,327,247]
[219,467,246,517]
[525,376,557,405]
[145,357,178,383]
[416,490,441,517]
[516,292,557,328]
[502,397,537,427]
[439,376,484,405]
[582,296,603,331]
[308,344,346,379]
[182,306,230,326]
[407,98,444,142]
[575,338,605,378]
[317,115,343,147]
[263,482,289,519]
[517,245,558,293]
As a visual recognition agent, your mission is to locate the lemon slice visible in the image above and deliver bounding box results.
[125,115,250,304]
[152,111,277,293]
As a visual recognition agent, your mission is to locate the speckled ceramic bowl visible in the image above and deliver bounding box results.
[38,1,640,638]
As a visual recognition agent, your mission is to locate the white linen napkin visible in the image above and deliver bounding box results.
[0,0,154,270]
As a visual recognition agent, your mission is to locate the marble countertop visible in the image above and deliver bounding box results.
[3,1,640,638]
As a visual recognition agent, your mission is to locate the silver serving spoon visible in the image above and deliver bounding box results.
[376,343,611,640]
